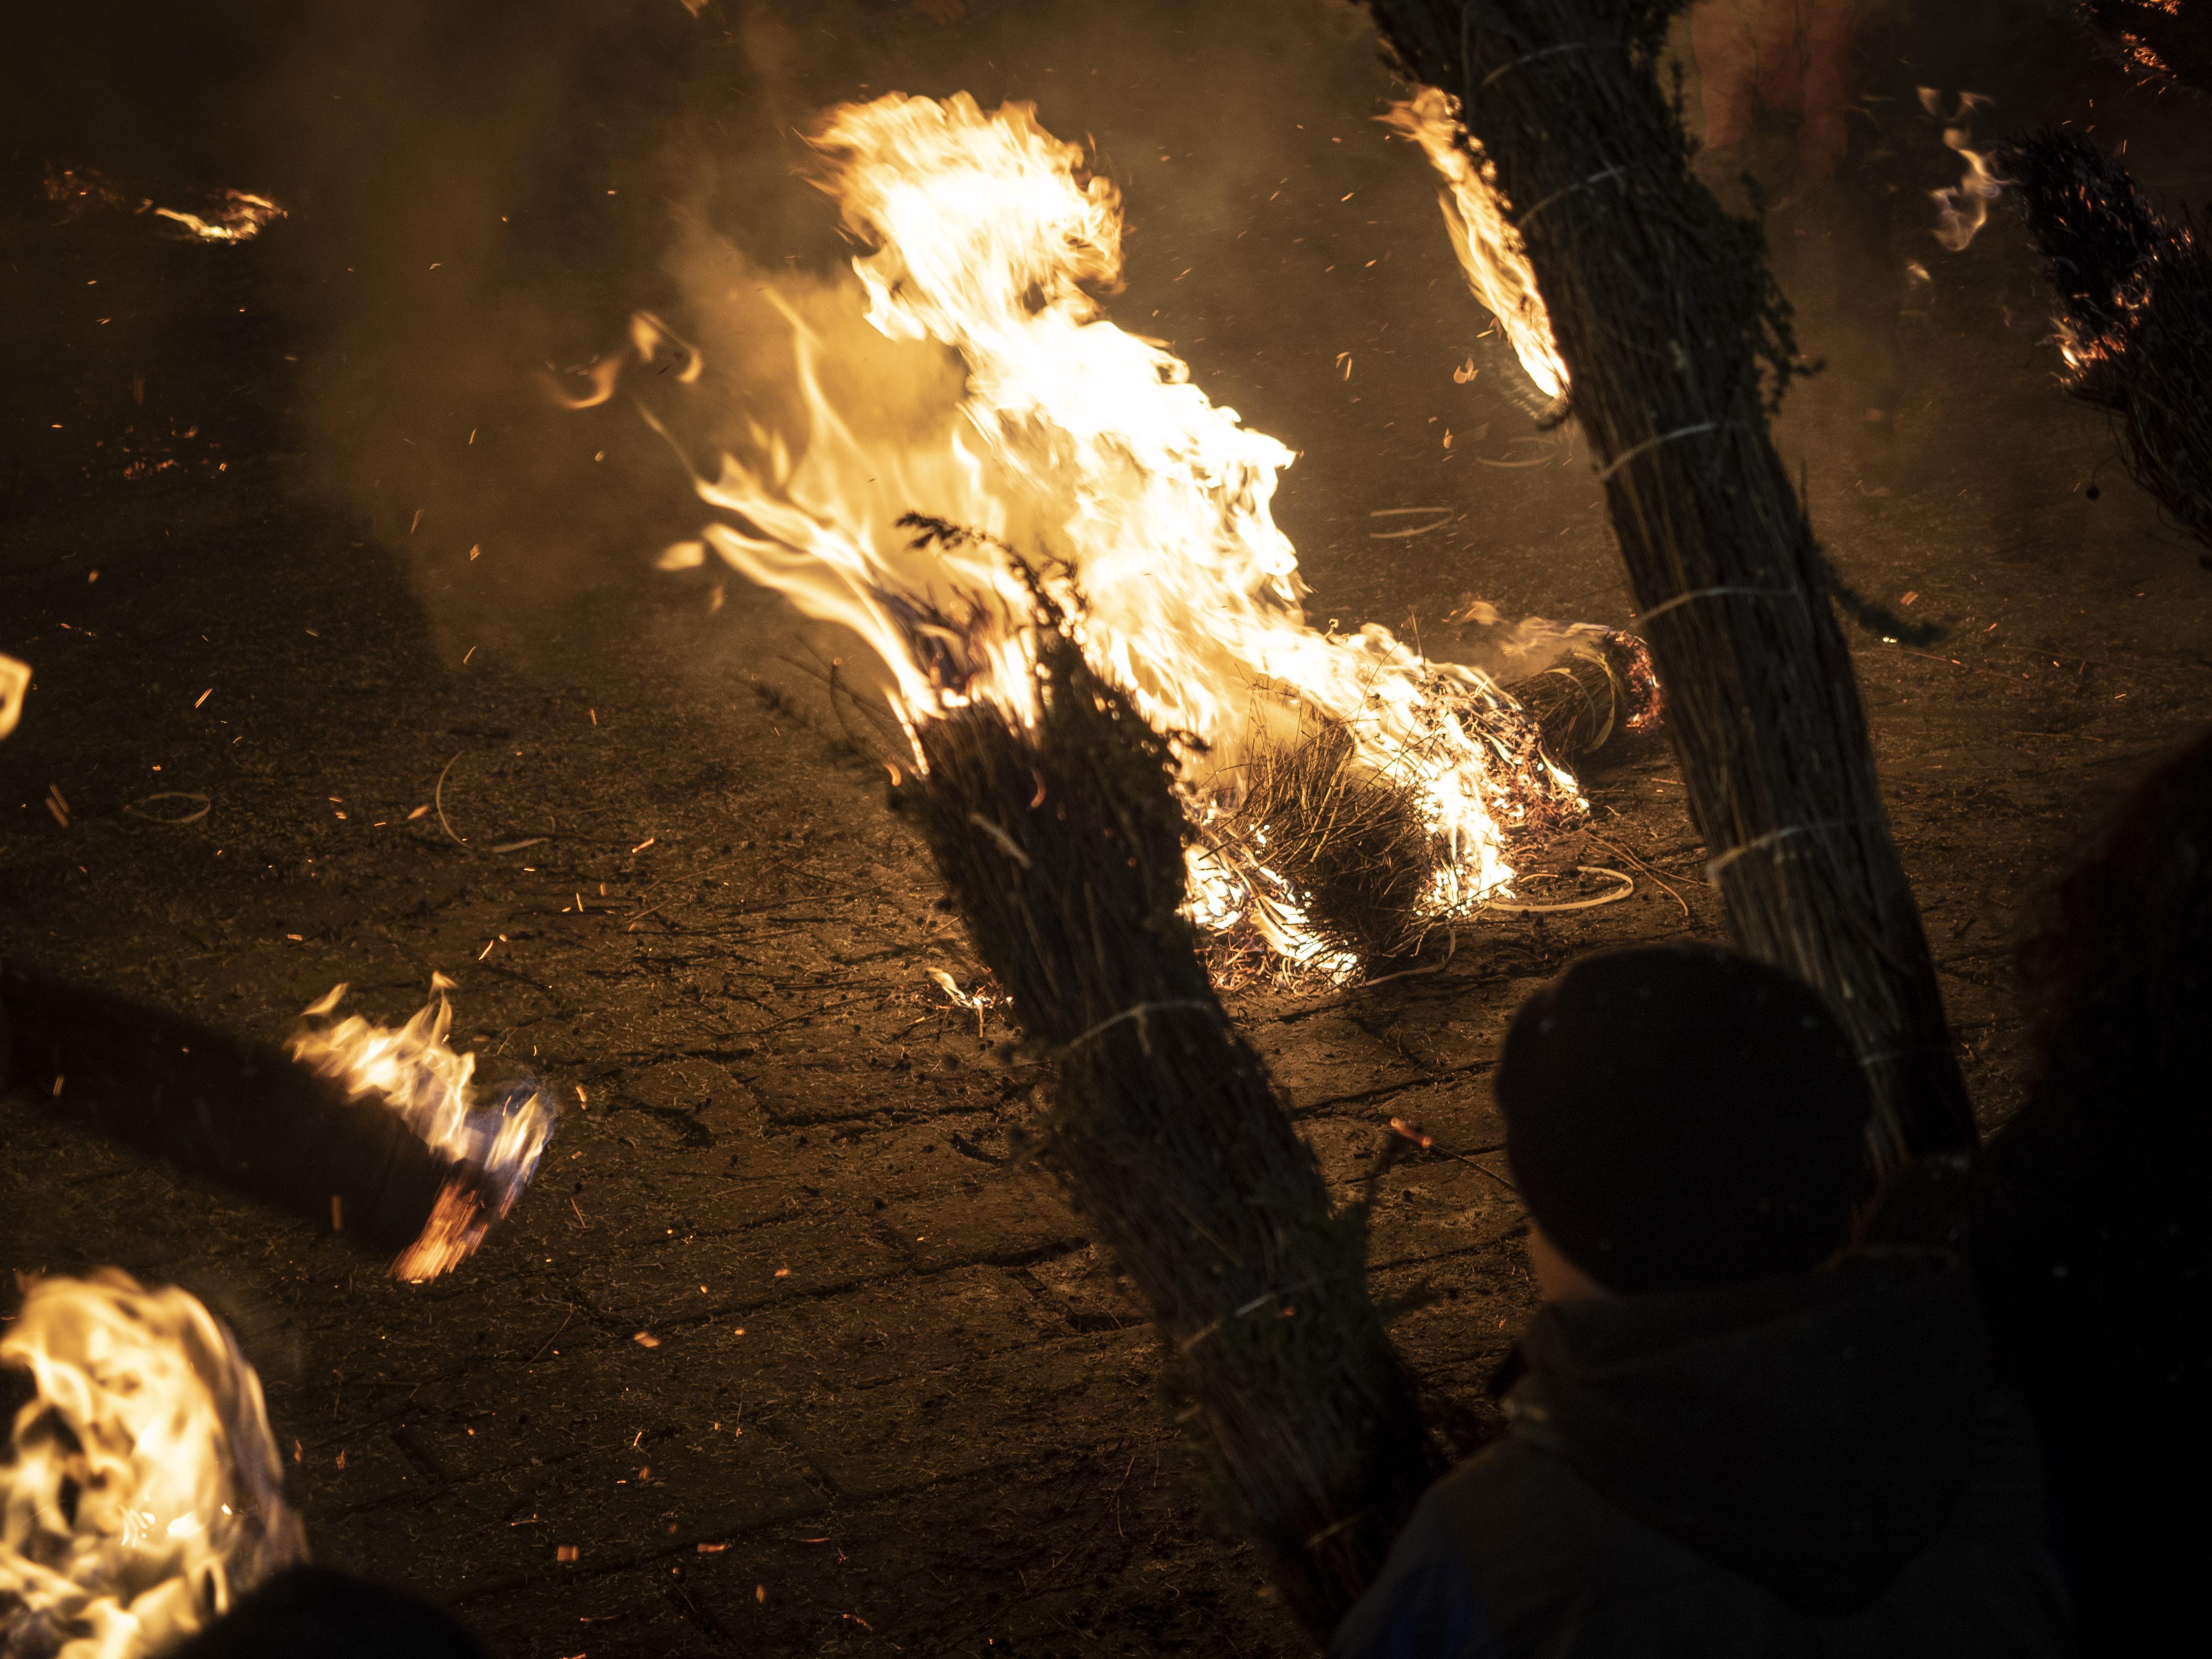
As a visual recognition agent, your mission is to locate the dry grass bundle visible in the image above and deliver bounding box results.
[2003,127,2212,558]
[1368,0,1973,1166]
[887,572,1436,1637]
[1501,629,1663,761]
[1210,638,1634,967]
[1223,711,1461,963]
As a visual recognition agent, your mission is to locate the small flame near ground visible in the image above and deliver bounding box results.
[593,93,1587,975]
[286,976,556,1281]
[152,192,285,245]
[0,1271,306,1659]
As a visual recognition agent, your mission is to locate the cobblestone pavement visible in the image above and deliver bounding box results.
[6,6,2211,1654]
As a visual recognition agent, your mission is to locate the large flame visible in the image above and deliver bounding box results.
[627,93,1582,971]
[285,976,556,1281]
[0,1272,305,1659]
[1381,85,1565,401]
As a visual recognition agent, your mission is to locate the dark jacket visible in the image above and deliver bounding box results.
[1331,1254,2071,1658]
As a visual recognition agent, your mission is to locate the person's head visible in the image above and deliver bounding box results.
[1497,943,1873,1298]
[2020,725,2212,1145]
[170,1566,488,1659]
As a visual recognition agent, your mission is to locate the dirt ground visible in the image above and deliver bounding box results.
[4,4,2210,1657]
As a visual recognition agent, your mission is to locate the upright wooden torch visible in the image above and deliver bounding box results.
[1369,0,1974,1166]
[890,552,1436,1638]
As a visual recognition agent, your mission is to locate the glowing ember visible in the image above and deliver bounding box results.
[286,975,556,1280]
[1382,85,1565,400]
[153,191,285,245]
[0,1271,305,1658]
[39,168,129,220]
[618,93,1585,972]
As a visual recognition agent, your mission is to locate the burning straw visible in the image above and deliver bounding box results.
[890,569,1436,1635]
[2002,127,2212,559]
[1368,0,1974,1166]
[0,970,553,1281]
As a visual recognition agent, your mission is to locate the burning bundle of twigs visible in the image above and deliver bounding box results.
[0,970,554,1282]
[583,89,1647,978]
[2002,127,2212,558]
[1213,710,1461,964]
[1498,627,1662,760]
[885,549,1433,1635]
[2079,1,2212,97]
[286,977,558,1281]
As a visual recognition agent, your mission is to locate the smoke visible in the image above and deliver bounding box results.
[1923,88,2006,253]
[6,0,756,658]
[7,0,1600,669]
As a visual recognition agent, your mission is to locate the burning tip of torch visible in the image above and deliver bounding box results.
[287,976,558,1281]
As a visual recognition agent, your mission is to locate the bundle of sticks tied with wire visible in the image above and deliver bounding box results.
[2002,126,2212,564]
[877,524,1436,1636]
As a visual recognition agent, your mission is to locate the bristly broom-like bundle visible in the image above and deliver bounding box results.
[888,557,1438,1637]
[1366,0,1974,1167]
[1212,637,1643,966]
[2078,1,2212,98]
[1226,711,1445,962]
[1501,630,1663,761]
[2002,127,2212,560]
[0,967,484,1261]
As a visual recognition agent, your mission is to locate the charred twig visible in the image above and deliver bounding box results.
[1387,1117,1517,1193]
[1587,830,1691,919]
[433,751,471,851]
[528,1307,575,1363]
[1481,865,1634,913]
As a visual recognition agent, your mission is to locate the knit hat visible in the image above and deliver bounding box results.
[1497,944,1872,1294]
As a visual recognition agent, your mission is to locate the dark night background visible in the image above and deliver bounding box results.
[2,2,2208,1655]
